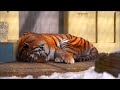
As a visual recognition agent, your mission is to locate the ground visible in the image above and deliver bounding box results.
[0,60,95,78]
[1,53,120,78]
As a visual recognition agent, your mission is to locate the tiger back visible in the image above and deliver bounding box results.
[17,32,98,64]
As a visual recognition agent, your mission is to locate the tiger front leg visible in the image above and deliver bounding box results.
[54,48,75,64]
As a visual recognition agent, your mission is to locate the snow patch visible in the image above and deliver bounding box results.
[38,67,116,79]
[0,75,33,79]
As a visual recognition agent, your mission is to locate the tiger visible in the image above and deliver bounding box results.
[16,32,98,64]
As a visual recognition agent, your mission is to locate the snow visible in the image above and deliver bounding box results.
[0,67,120,79]
[0,75,34,79]
[38,67,118,79]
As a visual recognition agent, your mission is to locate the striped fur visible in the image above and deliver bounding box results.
[17,32,98,64]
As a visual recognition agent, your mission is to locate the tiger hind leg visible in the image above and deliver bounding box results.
[75,47,98,62]
[54,47,75,64]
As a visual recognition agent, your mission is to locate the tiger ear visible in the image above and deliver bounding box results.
[24,32,31,35]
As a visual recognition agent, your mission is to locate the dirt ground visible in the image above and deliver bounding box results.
[0,60,95,78]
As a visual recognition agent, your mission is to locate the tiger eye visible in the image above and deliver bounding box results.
[39,44,45,50]
[23,43,29,48]
[39,46,44,50]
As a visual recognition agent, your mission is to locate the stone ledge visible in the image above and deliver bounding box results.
[0,60,95,78]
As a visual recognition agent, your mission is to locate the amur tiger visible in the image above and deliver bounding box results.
[16,32,98,64]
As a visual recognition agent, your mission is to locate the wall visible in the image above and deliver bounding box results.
[19,11,61,36]
[65,11,120,53]
[0,11,19,42]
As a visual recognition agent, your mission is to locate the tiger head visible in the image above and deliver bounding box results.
[16,32,49,63]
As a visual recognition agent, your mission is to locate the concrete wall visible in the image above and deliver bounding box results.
[19,11,61,36]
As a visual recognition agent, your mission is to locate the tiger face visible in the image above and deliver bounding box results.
[17,32,49,62]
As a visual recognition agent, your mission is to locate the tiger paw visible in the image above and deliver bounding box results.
[55,47,75,64]
[55,57,74,64]
[64,58,75,64]
[55,57,64,63]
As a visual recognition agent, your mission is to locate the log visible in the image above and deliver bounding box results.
[95,53,120,77]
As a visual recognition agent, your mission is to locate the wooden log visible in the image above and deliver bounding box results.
[95,53,120,77]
